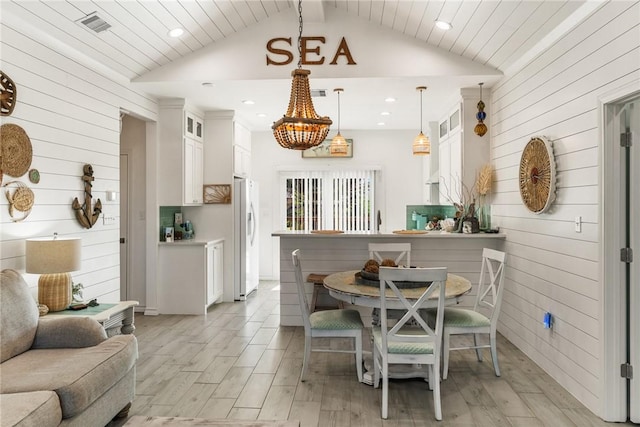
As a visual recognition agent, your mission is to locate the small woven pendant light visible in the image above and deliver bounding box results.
[329,88,348,156]
[412,86,431,155]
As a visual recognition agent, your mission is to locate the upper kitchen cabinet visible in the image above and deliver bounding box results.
[158,99,204,206]
[421,122,440,204]
[233,121,252,178]
[206,111,252,180]
[185,110,204,142]
[438,89,490,205]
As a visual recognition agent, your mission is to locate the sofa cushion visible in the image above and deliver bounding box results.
[0,391,62,427]
[33,317,107,349]
[0,269,39,363]
[0,335,137,419]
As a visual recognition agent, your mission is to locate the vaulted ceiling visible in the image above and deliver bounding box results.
[1,1,589,130]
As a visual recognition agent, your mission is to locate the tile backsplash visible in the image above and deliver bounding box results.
[406,205,457,230]
[159,206,182,241]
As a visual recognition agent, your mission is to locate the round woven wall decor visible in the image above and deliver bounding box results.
[1,123,32,177]
[4,180,34,222]
[0,71,17,116]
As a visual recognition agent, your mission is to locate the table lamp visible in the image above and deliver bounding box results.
[26,234,81,312]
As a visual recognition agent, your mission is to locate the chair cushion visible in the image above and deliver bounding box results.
[372,326,435,354]
[309,309,363,330]
[0,269,39,363]
[0,391,62,427]
[423,307,491,328]
[0,335,137,419]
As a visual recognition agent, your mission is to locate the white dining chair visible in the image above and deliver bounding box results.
[292,249,364,383]
[373,266,448,420]
[369,243,412,323]
[425,248,507,379]
[368,243,411,267]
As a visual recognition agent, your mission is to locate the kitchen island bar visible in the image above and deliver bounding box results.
[272,231,506,326]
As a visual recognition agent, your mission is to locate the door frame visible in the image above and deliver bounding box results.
[119,152,131,301]
[599,80,640,421]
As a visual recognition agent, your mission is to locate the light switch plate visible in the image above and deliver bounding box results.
[103,215,117,225]
[574,216,582,233]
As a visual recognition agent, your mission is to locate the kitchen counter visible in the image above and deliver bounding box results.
[273,230,505,326]
[272,230,506,239]
[157,239,225,314]
[158,239,222,246]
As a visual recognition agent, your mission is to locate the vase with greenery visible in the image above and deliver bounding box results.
[475,164,493,230]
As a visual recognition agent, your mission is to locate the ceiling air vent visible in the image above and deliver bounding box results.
[79,12,111,33]
[311,89,327,97]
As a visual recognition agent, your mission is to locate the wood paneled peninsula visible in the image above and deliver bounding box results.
[272,231,506,326]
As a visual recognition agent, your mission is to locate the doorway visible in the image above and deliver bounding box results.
[119,113,148,305]
[602,91,639,422]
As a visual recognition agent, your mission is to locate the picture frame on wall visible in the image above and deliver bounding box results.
[203,184,232,204]
[302,138,353,158]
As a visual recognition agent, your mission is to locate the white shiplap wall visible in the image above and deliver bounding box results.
[0,20,157,302]
[490,0,640,416]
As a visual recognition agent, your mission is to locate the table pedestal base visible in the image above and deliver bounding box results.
[361,352,429,386]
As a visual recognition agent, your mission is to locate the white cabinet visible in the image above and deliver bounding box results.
[206,240,224,306]
[439,106,461,204]
[233,121,251,178]
[184,137,203,205]
[438,90,489,205]
[158,239,224,315]
[158,100,204,206]
[233,145,251,178]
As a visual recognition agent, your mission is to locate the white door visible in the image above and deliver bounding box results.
[119,153,129,300]
[626,98,639,423]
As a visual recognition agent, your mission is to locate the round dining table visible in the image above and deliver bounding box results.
[323,269,472,385]
[323,270,472,309]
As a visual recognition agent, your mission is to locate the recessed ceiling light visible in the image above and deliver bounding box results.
[257,113,267,118]
[381,111,391,116]
[377,122,386,126]
[168,28,184,38]
[201,82,214,88]
[435,20,452,30]
[242,100,255,105]
[384,97,396,103]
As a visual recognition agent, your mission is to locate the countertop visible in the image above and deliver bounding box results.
[158,238,224,246]
[272,230,505,238]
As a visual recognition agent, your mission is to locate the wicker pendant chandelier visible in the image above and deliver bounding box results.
[412,86,431,155]
[272,0,332,150]
[329,88,348,156]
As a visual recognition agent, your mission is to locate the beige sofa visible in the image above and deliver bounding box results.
[0,269,138,427]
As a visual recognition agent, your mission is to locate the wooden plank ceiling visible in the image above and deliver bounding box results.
[1,1,587,129]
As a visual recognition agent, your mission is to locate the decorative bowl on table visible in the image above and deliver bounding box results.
[355,259,432,289]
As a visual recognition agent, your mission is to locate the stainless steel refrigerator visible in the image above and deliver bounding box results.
[234,178,259,300]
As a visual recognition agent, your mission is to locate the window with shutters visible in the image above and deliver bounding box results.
[281,170,376,232]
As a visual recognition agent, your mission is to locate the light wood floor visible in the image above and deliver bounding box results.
[110,281,631,427]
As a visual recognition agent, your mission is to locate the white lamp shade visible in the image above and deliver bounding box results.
[26,238,81,274]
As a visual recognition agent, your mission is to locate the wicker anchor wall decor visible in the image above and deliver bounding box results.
[72,164,102,228]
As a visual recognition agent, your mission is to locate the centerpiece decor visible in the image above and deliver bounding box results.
[271,0,332,150]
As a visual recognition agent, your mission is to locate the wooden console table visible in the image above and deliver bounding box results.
[47,300,138,336]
